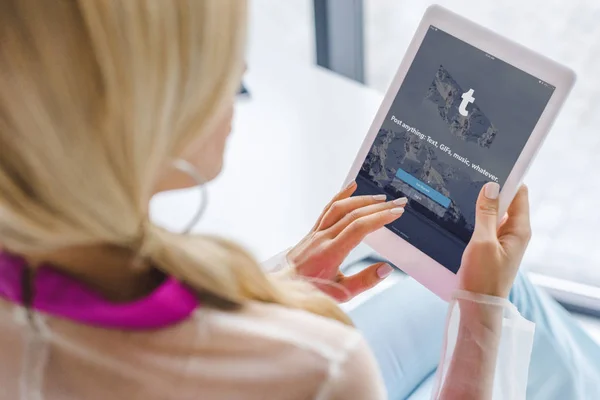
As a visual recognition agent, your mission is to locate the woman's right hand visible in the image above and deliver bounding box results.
[287,181,407,302]
[459,183,532,298]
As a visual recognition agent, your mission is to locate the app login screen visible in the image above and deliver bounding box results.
[355,26,555,273]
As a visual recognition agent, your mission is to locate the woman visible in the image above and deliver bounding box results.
[0,1,599,399]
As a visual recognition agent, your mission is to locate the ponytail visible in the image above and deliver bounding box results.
[141,223,352,324]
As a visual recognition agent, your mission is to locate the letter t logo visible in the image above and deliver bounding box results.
[459,89,475,117]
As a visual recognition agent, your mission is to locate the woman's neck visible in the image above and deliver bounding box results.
[23,245,164,302]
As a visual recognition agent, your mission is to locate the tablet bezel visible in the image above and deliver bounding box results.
[344,5,576,301]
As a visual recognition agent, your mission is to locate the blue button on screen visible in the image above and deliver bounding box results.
[395,168,452,208]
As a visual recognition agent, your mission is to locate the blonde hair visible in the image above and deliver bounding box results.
[0,0,351,324]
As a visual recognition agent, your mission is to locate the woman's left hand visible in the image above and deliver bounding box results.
[287,181,407,302]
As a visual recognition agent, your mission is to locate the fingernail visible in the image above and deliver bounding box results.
[345,181,356,190]
[377,264,394,279]
[393,197,408,206]
[484,182,500,200]
[390,207,405,214]
[372,194,387,201]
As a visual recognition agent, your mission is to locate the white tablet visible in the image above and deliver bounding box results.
[344,5,575,301]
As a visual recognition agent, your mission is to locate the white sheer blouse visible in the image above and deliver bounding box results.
[0,252,534,399]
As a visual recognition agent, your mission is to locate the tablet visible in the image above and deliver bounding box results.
[344,5,575,300]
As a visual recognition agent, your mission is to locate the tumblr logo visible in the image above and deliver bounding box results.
[459,89,475,116]
[425,65,498,148]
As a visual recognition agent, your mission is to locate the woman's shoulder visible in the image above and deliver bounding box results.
[193,301,387,399]
[195,300,363,362]
[186,302,386,398]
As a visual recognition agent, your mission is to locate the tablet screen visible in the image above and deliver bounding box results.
[354,25,555,273]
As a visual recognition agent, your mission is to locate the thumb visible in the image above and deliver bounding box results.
[473,182,500,239]
[339,262,394,300]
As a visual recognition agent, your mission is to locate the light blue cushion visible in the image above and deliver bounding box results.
[350,274,600,400]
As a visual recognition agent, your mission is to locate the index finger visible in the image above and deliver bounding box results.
[332,207,405,255]
[311,181,357,231]
[317,194,396,231]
